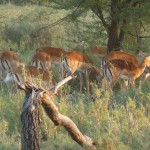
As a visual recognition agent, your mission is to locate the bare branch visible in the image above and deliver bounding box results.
[91,7,109,33]
[37,91,97,150]
[38,0,85,31]
[50,75,76,94]
[127,32,150,39]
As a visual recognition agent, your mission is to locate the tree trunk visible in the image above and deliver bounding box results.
[21,92,40,150]
[107,20,121,52]
[107,0,122,52]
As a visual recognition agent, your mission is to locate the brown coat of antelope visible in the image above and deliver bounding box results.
[3,65,56,90]
[103,56,150,91]
[101,51,139,88]
[36,46,65,65]
[62,51,102,94]
[102,51,139,67]
[31,52,51,71]
[91,45,107,57]
[137,50,150,81]
[34,46,65,79]
[1,50,21,70]
[0,50,21,84]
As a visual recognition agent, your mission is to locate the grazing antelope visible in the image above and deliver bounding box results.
[91,45,107,57]
[35,46,65,79]
[102,51,139,68]
[36,46,64,65]
[101,51,139,88]
[103,56,150,91]
[31,52,51,71]
[1,50,21,71]
[62,51,102,94]
[3,65,56,90]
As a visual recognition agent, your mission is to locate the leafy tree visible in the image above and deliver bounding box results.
[1,0,150,52]
[49,0,150,52]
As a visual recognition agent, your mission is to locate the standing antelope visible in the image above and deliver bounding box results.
[103,56,150,91]
[3,65,56,90]
[62,51,102,94]
[136,50,150,81]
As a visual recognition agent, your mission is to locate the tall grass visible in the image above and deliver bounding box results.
[0,81,149,150]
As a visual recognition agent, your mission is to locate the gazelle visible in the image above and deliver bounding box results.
[36,46,65,65]
[1,50,21,71]
[35,46,65,79]
[101,51,139,88]
[62,51,102,94]
[0,50,21,89]
[136,50,150,81]
[90,45,107,57]
[103,56,150,91]
[31,52,51,71]
[3,65,56,90]
[0,52,5,87]
[102,51,139,68]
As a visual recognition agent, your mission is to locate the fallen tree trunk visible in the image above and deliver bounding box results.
[38,91,97,150]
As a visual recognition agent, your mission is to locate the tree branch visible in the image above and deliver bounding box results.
[49,75,76,94]
[127,31,150,38]
[37,91,97,150]
[91,6,109,33]
[38,0,85,31]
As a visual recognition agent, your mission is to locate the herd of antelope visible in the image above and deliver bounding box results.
[0,45,150,94]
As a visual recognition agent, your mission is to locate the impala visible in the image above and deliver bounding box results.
[103,56,150,90]
[91,45,107,57]
[31,52,51,71]
[0,52,5,85]
[101,51,139,87]
[36,46,65,65]
[62,51,102,94]
[3,65,56,90]
[1,50,21,71]
[137,50,150,80]
[102,51,139,68]
[35,46,66,79]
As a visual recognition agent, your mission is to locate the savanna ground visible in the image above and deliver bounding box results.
[0,3,150,150]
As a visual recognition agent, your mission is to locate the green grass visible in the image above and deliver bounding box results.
[0,80,149,150]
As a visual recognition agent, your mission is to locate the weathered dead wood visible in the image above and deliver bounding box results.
[20,87,41,150]
[37,91,97,150]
